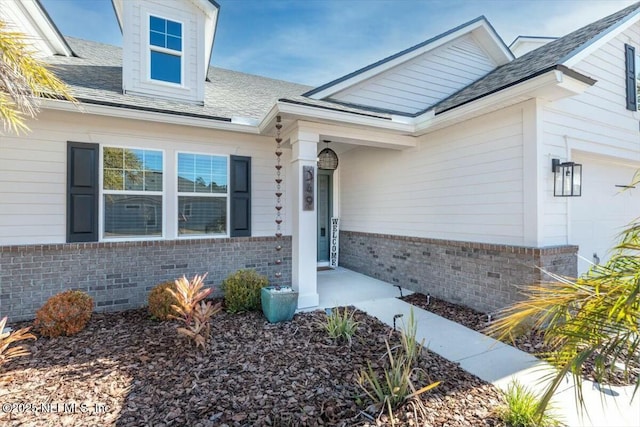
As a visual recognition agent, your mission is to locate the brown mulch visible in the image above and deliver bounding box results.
[401,293,639,386]
[1,307,503,427]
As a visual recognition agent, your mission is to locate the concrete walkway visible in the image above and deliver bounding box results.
[317,268,640,427]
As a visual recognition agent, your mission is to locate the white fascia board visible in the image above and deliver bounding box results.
[191,0,219,74]
[308,19,495,100]
[413,69,591,135]
[561,8,640,68]
[112,0,123,32]
[40,99,261,134]
[470,23,514,65]
[22,0,72,56]
[265,101,415,134]
[9,0,73,57]
[294,120,416,149]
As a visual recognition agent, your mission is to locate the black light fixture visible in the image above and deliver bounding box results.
[317,140,339,170]
[552,158,582,197]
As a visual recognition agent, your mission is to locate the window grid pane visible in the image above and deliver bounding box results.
[178,196,227,235]
[103,147,163,238]
[104,195,162,237]
[177,153,228,236]
[149,15,182,52]
[150,51,181,84]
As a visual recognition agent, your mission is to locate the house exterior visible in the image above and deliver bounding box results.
[2,0,640,321]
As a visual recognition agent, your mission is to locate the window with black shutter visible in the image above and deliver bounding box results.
[229,155,251,237]
[67,142,99,242]
[625,44,637,111]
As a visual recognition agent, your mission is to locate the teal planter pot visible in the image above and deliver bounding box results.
[261,286,298,323]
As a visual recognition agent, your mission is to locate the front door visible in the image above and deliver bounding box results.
[317,170,333,263]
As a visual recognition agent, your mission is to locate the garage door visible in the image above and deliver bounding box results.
[571,154,640,275]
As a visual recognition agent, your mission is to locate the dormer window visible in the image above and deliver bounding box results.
[149,15,182,84]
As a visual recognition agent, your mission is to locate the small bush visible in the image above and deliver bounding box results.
[221,269,268,313]
[167,274,221,350]
[1,316,36,367]
[495,380,561,427]
[398,308,424,364]
[34,290,93,337]
[322,307,359,345]
[357,340,439,423]
[357,309,438,424]
[148,281,178,321]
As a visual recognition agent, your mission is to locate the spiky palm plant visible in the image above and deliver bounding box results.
[0,20,76,134]
[486,214,640,418]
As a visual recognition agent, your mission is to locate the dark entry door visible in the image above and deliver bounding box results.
[317,170,332,262]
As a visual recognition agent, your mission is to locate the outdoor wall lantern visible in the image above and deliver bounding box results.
[552,158,582,197]
[317,140,339,170]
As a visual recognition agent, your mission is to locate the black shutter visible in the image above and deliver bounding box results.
[229,155,251,237]
[67,142,99,242]
[625,44,637,111]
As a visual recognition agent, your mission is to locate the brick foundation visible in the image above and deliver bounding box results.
[1,236,291,321]
[339,230,577,313]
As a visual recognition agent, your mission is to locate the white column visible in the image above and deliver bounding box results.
[522,98,544,247]
[290,130,319,308]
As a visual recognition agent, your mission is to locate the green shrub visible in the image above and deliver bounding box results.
[221,269,268,313]
[322,307,359,345]
[356,308,438,424]
[34,290,93,337]
[148,281,178,321]
[398,308,424,365]
[357,340,439,424]
[495,380,561,427]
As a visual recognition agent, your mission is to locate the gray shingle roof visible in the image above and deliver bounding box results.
[45,1,640,124]
[46,37,311,122]
[431,1,640,115]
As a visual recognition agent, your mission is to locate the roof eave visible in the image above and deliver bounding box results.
[414,67,596,135]
[261,100,415,135]
[561,5,640,67]
[39,98,262,134]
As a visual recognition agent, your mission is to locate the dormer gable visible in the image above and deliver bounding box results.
[112,0,219,105]
[304,16,513,116]
[509,36,557,58]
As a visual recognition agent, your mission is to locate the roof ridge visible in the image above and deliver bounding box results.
[428,0,640,116]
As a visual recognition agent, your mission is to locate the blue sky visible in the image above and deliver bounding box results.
[40,0,636,86]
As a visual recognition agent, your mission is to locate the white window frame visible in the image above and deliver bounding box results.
[147,13,184,87]
[99,145,166,242]
[176,151,230,239]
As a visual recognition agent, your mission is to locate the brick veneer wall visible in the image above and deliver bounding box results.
[1,236,291,321]
[339,230,577,313]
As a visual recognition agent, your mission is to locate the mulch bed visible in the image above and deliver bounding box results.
[1,307,503,426]
[400,293,639,386]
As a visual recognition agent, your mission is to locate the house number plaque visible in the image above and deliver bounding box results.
[303,166,314,211]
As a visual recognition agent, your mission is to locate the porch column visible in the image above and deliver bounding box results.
[290,130,319,308]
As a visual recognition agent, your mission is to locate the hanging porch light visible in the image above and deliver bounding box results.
[317,140,339,170]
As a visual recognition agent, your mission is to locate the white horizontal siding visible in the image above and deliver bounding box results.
[0,110,289,246]
[339,104,525,245]
[540,21,640,246]
[331,35,497,114]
